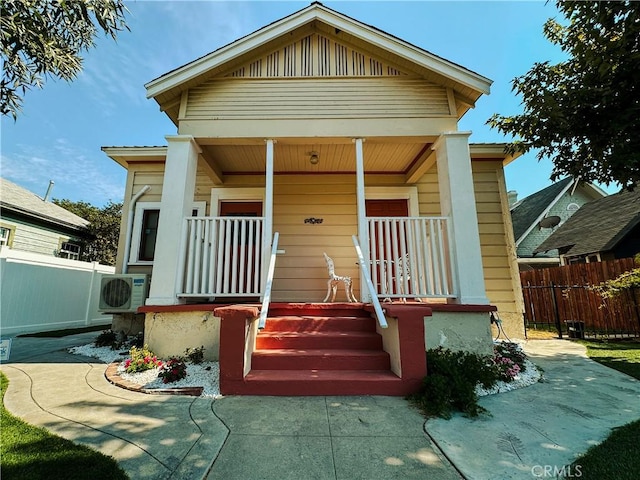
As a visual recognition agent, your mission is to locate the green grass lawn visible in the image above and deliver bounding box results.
[569,340,640,480]
[0,372,128,480]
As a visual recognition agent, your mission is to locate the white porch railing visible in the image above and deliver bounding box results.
[180,216,264,297]
[258,232,279,329]
[352,235,387,328]
[367,216,456,300]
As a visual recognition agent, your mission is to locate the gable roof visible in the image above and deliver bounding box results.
[510,177,574,244]
[146,2,492,113]
[0,178,89,231]
[534,188,640,256]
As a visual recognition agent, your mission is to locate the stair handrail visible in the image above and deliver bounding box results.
[258,232,280,329]
[352,235,388,329]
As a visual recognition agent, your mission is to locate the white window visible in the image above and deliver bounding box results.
[129,201,206,265]
[0,227,11,247]
[59,241,81,260]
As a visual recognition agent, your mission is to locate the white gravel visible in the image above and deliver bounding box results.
[70,341,541,400]
[69,344,222,398]
[475,358,542,397]
[475,340,543,396]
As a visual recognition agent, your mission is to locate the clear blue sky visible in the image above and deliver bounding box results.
[1,0,614,207]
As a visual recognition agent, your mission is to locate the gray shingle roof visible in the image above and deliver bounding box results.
[534,188,640,256]
[0,178,89,231]
[510,177,573,241]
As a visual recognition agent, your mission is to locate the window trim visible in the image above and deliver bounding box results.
[0,224,14,248]
[211,187,265,215]
[128,201,206,266]
[58,240,81,260]
[365,186,420,216]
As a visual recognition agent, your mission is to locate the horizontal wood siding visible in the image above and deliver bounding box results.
[271,174,358,302]
[185,78,451,119]
[117,160,522,325]
[472,162,524,337]
[414,163,523,336]
[1,218,75,256]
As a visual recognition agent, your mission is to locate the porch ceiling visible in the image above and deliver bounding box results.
[199,139,434,175]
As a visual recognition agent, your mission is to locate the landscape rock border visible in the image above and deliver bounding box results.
[105,362,204,397]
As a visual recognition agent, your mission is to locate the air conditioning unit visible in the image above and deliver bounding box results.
[99,274,149,313]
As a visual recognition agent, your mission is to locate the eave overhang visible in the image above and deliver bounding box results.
[145,3,492,108]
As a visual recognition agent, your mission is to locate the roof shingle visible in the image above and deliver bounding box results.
[534,188,640,256]
[0,178,89,230]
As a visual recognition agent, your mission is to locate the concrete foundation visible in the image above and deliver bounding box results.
[144,310,221,361]
[424,309,493,356]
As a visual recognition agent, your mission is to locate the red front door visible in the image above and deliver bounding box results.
[365,199,409,295]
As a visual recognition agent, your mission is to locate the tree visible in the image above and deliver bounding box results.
[488,1,640,189]
[1,0,128,119]
[54,199,122,266]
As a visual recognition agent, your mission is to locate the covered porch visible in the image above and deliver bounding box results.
[146,133,490,317]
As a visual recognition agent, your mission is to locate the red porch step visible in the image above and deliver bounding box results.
[240,305,407,396]
[241,369,407,396]
[256,331,383,350]
[251,348,391,371]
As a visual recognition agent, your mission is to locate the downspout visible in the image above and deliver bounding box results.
[122,185,150,274]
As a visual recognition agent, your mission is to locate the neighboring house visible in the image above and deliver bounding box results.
[510,177,606,271]
[0,178,90,259]
[535,187,640,264]
[102,3,526,395]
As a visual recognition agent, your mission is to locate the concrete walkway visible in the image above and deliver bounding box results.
[1,334,639,479]
[425,340,640,479]
[1,333,459,480]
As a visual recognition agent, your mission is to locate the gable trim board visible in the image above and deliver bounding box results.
[146,3,491,112]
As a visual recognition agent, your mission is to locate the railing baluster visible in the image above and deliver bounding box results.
[185,220,195,294]
[219,220,229,294]
[201,218,210,294]
[238,219,247,294]
[193,219,202,294]
[364,216,455,300]
[254,220,262,294]
[208,219,218,295]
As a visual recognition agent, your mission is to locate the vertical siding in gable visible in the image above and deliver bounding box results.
[226,33,409,79]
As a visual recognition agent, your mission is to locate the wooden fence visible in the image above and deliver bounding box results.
[520,258,640,338]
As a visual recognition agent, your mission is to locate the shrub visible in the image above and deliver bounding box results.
[123,345,162,373]
[492,342,527,381]
[184,346,205,364]
[409,343,530,419]
[158,357,187,383]
[408,347,498,418]
[130,332,144,348]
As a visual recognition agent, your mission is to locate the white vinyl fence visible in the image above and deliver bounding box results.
[0,247,114,336]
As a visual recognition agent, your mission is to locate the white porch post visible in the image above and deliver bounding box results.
[261,139,275,296]
[354,138,371,302]
[146,135,200,305]
[432,132,489,305]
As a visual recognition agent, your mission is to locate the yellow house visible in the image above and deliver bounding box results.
[102,3,524,395]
